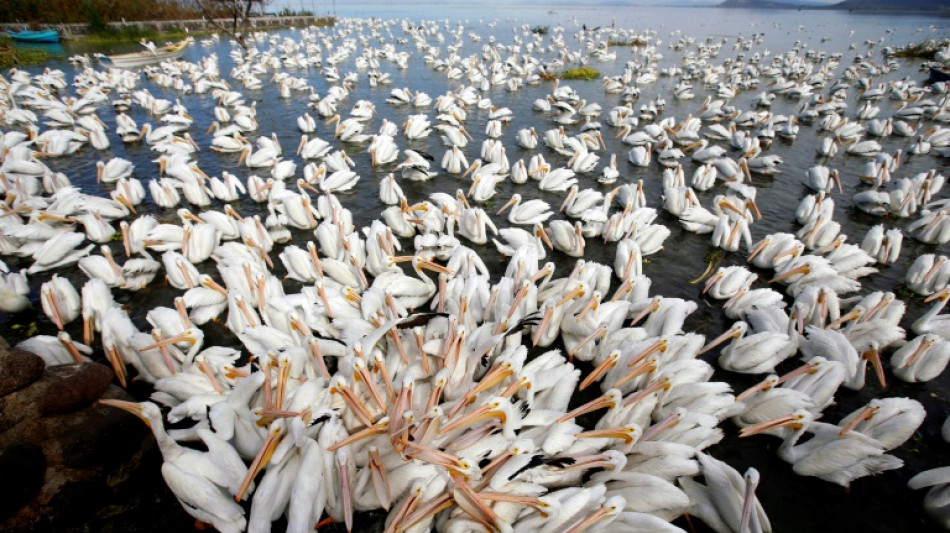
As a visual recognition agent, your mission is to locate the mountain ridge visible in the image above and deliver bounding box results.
[718,0,950,11]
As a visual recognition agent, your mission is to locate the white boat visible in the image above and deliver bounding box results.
[102,39,189,68]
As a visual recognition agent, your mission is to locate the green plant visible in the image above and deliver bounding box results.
[531,25,548,35]
[559,66,600,81]
[889,39,950,60]
[0,44,51,68]
[607,37,648,47]
[83,0,107,33]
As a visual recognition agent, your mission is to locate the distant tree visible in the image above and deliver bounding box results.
[192,0,272,49]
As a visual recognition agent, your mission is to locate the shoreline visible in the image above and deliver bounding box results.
[0,14,335,39]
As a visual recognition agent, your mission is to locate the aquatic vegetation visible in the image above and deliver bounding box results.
[887,39,950,60]
[0,43,51,68]
[559,66,601,80]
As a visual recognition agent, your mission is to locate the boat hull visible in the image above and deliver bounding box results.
[8,30,60,43]
[103,39,189,68]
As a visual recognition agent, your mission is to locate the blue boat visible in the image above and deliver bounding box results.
[8,30,60,43]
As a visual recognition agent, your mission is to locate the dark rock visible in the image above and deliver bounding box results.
[47,401,149,469]
[0,347,45,397]
[0,442,45,519]
[39,363,114,416]
[0,341,157,532]
[0,362,113,434]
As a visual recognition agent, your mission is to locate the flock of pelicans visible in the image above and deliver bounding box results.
[2,13,950,533]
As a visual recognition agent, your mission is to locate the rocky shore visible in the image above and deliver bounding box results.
[0,338,188,532]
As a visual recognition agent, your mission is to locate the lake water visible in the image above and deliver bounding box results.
[5,4,950,532]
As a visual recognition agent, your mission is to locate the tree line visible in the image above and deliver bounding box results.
[1,0,237,26]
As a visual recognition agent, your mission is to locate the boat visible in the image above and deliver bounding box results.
[8,30,59,43]
[101,39,189,69]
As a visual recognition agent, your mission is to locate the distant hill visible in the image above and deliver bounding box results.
[834,0,950,10]
[718,0,950,10]
[717,0,829,7]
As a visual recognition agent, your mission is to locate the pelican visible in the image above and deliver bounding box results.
[740,410,903,487]
[101,401,247,533]
[680,454,771,533]
[372,256,452,309]
[547,220,586,257]
[496,194,553,225]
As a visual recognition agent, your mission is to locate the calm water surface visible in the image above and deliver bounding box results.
[5,5,950,532]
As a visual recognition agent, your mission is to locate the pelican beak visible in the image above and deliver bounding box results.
[538,227,554,250]
[337,453,354,533]
[735,378,776,402]
[140,331,198,351]
[574,426,639,444]
[570,324,607,363]
[903,337,936,368]
[327,418,390,451]
[420,259,453,275]
[699,325,742,355]
[98,399,149,427]
[353,360,387,412]
[389,486,438,533]
[368,448,392,511]
[641,411,682,441]
[438,402,505,436]
[579,349,617,391]
[862,345,887,389]
[563,501,619,533]
[611,355,659,390]
[559,188,576,213]
[450,474,499,532]
[923,287,950,303]
[557,392,616,423]
[739,414,803,437]
[748,199,763,220]
[824,308,860,330]
[622,376,671,408]
[460,161,477,180]
[115,194,137,214]
[465,363,514,402]
[747,238,769,262]
[556,285,585,307]
[838,404,879,436]
[702,271,724,294]
[496,196,518,216]
[629,298,660,326]
[768,264,809,284]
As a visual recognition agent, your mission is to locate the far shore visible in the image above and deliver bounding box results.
[1,14,336,39]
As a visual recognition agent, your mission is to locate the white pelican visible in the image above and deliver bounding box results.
[371,256,453,309]
[97,158,134,184]
[516,128,539,149]
[680,454,771,533]
[700,321,796,374]
[547,220,585,257]
[496,194,553,225]
[100,401,247,533]
[891,334,950,383]
[238,144,279,168]
[740,410,902,487]
[805,166,841,194]
[297,113,316,133]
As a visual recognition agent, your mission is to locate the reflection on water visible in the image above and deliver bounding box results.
[4,5,949,532]
[8,41,67,56]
